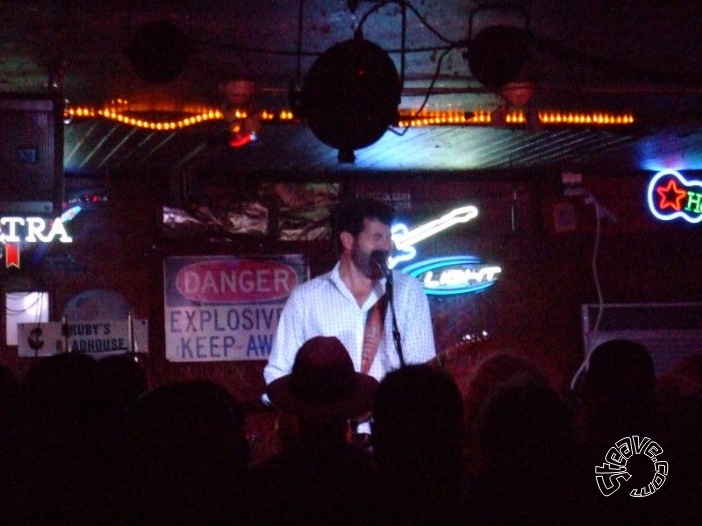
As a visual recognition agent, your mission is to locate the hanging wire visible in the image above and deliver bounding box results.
[400,2,406,84]
[355,0,456,45]
[398,0,458,45]
[215,41,450,56]
[5,292,42,315]
[296,0,306,85]
[569,192,616,391]
[592,202,605,334]
[348,1,467,137]
[34,290,46,325]
[388,46,454,136]
[213,0,467,128]
[354,1,393,39]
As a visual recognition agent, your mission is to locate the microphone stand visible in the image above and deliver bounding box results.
[385,271,405,367]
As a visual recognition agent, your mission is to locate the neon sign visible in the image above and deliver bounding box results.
[402,256,501,296]
[0,216,74,268]
[389,205,478,268]
[647,170,702,224]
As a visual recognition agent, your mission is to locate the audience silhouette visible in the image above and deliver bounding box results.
[0,337,697,525]
[9,352,117,524]
[0,364,20,520]
[575,339,658,446]
[465,380,580,525]
[572,339,663,525]
[121,379,249,525]
[372,363,464,525]
[461,352,550,476]
[654,353,702,524]
[247,336,379,526]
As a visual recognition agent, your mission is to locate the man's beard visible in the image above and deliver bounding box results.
[351,244,384,280]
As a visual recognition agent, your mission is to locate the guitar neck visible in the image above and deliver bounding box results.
[426,333,491,369]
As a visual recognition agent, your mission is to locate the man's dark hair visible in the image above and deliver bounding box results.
[331,198,395,252]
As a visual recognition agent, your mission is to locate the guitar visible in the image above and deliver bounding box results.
[426,330,492,370]
[349,330,492,449]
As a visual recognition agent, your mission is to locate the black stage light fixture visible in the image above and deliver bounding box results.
[466,25,531,90]
[301,38,402,163]
[125,21,191,84]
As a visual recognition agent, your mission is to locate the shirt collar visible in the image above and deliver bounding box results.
[328,261,386,305]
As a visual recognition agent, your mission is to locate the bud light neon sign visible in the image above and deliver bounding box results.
[402,256,501,296]
[647,170,702,224]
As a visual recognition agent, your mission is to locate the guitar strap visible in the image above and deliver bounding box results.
[360,293,388,374]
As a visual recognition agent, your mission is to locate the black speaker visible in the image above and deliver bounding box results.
[0,94,64,215]
[301,39,401,163]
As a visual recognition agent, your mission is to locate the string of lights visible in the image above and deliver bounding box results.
[66,104,634,131]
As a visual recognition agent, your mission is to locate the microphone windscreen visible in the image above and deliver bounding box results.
[370,250,391,280]
[370,249,388,267]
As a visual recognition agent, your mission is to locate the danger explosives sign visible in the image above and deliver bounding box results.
[163,255,308,362]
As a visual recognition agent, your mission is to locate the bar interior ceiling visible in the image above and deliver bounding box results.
[2,0,702,176]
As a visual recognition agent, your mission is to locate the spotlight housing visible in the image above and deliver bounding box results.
[466,25,531,90]
[301,38,401,163]
[125,21,191,84]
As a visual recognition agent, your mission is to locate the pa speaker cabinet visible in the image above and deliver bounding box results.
[0,94,64,215]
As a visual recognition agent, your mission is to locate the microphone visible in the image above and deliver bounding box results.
[370,250,391,282]
[371,249,403,366]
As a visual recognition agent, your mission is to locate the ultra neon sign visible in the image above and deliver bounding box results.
[647,170,702,224]
[0,216,74,268]
[402,256,502,296]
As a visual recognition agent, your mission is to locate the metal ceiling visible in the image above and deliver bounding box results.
[59,118,651,176]
[3,1,702,179]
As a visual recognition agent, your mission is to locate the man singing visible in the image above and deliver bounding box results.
[264,198,436,387]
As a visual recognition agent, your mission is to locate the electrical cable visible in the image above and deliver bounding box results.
[397,0,456,45]
[211,0,469,135]
[212,42,453,56]
[400,2,406,84]
[5,293,41,315]
[295,0,306,84]
[592,201,605,334]
[356,1,470,136]
[354,1,393,38]
[35,291,44,324]
[388,46,454,136]
[569,192,614,391]
[355,0,456,46]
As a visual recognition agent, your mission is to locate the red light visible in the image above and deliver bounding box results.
[229,133,254,148]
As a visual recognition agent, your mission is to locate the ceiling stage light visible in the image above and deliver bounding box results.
[466,25,532,90]
[301,38,402,163]
[125,21,191,84]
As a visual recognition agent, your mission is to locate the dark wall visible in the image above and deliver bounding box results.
[2,168,700,400]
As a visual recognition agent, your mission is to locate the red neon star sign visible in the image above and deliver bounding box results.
[656,180,687,211]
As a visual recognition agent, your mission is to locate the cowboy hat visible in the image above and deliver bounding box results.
[266,336,378,419]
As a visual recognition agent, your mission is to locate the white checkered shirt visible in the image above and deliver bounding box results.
[264,262,436,384]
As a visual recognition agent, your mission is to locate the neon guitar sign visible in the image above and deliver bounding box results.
[389,205,479,268]
[647,170,702,224]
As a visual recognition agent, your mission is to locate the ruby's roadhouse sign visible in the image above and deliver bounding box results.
[163,255,308,362]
